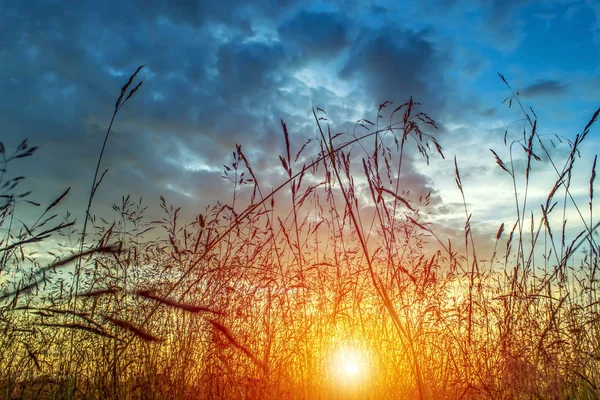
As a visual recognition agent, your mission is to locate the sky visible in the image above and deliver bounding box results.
[2,0,599,261]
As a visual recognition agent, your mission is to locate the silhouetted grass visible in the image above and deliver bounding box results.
[0,67,599,399]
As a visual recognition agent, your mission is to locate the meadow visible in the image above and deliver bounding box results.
[1,67,600,399]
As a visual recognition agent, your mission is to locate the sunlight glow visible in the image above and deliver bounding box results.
[344,360,359,375]
[330,344,370,385]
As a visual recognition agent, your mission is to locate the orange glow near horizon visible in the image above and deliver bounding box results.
[329,342,372,388]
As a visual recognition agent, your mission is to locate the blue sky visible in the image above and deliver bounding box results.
[1,0,599,259]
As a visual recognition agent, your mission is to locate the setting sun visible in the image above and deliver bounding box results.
[330,344,371,385]
[344,361,359,375]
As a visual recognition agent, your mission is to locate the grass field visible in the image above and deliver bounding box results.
[1,67,600,399]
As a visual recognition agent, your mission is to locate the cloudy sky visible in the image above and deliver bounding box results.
[2,0,599,259]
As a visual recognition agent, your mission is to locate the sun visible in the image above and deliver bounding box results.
[343,360,360,375]
[338,349,361,376]
[330,344,370,384]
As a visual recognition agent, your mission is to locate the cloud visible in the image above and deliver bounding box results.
[461,57,492,80]
[131,0,298,31]
[339,28,448,113]
[0,0,457,246]
[521,79,569,98]
[2,0,595,262]
[426,0,533,50]
[278,10,348,62]
[216,40,286,102]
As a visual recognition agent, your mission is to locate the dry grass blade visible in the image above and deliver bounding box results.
[92,169,108,199]
[37,322,121,341]
[591,155,597,204]
[16,306,105,329]
[281,119,291,167]
[208,319,267,372]
[294,138,312,163]
[375,186,415,212]
[115,65,144,110]
[135,290,224,315]
[101,313,162,342]
[14,147,38,159]
[496,223,505,240]
[454,156,463,192]
[78,288,122,297]
[564,221,600,262]
[124,81,143,103]
[521,144,541,162]
[490,149,511,174]
[44,187,71,214]
[25,345,41,371]
[582,106,600,139]
[497,72,508,85]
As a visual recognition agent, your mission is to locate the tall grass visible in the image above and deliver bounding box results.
[0,67,599,399]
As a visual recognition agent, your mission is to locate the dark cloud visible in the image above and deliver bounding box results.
[428,0,534,48]
[521,79,569,98]
[483,0,534,48]
[216,41,286,101]
[131,0,298,30]
[462,57,490,79]
[340,29,447,113]
[278,11,348,62]
[489,0,532,21]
